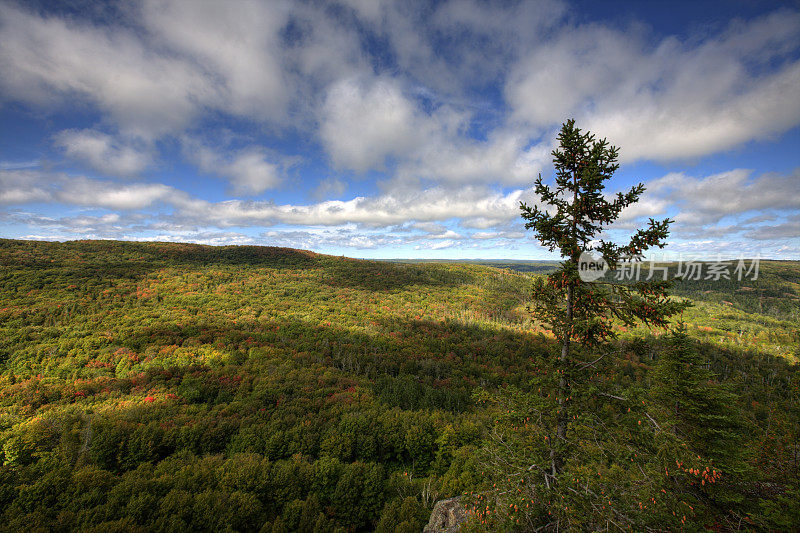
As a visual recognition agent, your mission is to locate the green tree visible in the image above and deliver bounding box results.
[474,119,690,531]
[375,497,430,533]
[518,118,687,478]
[650,326,748,506]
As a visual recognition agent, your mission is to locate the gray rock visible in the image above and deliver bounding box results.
[423,497,468,533]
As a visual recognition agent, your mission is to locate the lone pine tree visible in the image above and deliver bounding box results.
[519,118,688,479]
[474,120,690,531]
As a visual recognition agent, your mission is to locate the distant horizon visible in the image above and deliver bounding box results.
[3,236,793,264]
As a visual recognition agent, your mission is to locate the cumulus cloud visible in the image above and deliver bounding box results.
[262,227,403,250]
[0,1,340,136]
[745,219,800,240]
[612,197,671,230]
[2,167,532,230]
[57,179,177,210]
[4,166,795,258]
[11,213,257,245]
[320,77,424,172]
[410,222,449,235]
[54,129,150,177]
[506,11,800,161]
[340,0,564,95]
[0,161,40,170]
[183,139,284,195]
[507,25,638,127]
[5,212,129,237]
[471,230,526,240]
[418,240,457,250]
[139,0,291,122]
[602,168,800,249]
[0,169,180,210]
[402,127,550,185]
[0,4,212,137]
[460,217,512,230]
[320,76,548,185]
[0,170,52,204]
[0,1,372,137]
[647,168,800,225]
[177,186,528,228]
[3,1,799,165]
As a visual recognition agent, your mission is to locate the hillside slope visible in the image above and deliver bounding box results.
[0,240,797,531]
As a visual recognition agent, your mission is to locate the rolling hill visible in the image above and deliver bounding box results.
[0,239,797,531]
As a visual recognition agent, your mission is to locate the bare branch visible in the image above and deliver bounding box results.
[598,392,628,401]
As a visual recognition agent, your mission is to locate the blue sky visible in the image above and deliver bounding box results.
[1,0,798,259]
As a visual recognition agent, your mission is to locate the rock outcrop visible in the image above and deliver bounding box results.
[423,497,467,532]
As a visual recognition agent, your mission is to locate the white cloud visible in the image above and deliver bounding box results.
[614,197,670,227]
[54,129,150,177]
[139,0,291,122]
[221,151,281,195]
[402,127,550,185]
[183,139,284,195]
[3,167,533,230]
[320,77,423,172]
[506,11,800,161]
[647,168,800,225]
[460,217,513,230]
[3,1,799,169]
[507,25,638,127]
[6,212,128,236]
[179,186,527,228]
[410,222,448,235]
[0,161,40,170]
[0,1,374,139]
[0,170,51,204]
[419,240,457,250]
[602,168,800,245]
[433,229,462,239]
[340,0,564,96]
[320,75,549,185]
[0,4,213,137]
[0,169,179,210]
[0,1,322,136]
[471,230,526,240]
[0,2,798,259]
[262,228,392,250]
[132,231,257,246]
[56,178,177,210]
[586,61,800,161]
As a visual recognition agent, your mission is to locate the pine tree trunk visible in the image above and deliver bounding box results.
[552,282,572,477]
[550,163,579,478]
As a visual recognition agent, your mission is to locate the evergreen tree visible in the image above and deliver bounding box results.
[518,119,688,478]
[475,119,690,531]
[650,326,748,507]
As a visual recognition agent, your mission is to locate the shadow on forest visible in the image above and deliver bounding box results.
[129,309,797,414]
[123,311,554,414]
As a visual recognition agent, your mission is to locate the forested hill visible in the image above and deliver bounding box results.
[0,239,798,531]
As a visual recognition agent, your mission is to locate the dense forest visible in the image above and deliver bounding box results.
[0,239,798,531]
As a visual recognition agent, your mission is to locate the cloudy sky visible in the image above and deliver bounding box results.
[1,0,798,259]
